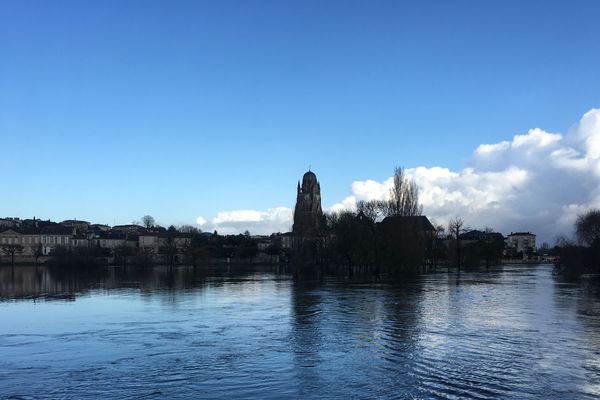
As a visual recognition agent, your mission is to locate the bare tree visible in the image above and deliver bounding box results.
[2,244,23,268]
[159,230,178,268]
[448,217,467,271]
[356,200,382,222]
[384,167,423,217]
[142,215,155,229]
[426,224,446,271]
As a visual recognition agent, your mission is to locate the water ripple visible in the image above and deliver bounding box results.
[0,265,599,399]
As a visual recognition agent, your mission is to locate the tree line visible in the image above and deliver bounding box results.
[297,167,505,276]
[553,209,600,276]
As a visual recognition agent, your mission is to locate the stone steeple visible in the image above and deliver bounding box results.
[292,170,323,236]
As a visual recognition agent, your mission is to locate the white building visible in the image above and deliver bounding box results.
[40,226,74,255]
[139,233,159,254]
[506,232,536,258]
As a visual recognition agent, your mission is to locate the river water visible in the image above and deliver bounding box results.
[0,264,599,399]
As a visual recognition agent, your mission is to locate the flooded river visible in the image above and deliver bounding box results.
[1,264,599,399]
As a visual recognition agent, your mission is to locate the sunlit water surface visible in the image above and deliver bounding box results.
[1,264,599,399]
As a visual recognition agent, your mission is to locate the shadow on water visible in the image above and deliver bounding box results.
[289,279,324,395]
[288,275,425,398]
[0,264,288,301]
[552,271,600,397]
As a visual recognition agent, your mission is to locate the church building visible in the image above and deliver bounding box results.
[292,170,324,238]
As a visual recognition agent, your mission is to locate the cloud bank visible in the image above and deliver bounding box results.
[199,109,600,243]
[197,207,293,235]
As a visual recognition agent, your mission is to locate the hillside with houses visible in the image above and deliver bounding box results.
[0,215,541,269]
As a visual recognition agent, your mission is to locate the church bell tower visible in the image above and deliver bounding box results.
[292,170,323,236]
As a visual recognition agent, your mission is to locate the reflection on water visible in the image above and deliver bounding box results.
[0,265,599,399]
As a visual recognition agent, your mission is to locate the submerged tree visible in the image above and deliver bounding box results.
[159,226,179,268]
[448,217,467,271]
[114,242,133,267]
[34,243,43,265]
[482,227,505,268]
[2,244,23,267]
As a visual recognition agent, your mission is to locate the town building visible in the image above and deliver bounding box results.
[139,232,160,254]
[280,232,294,249]
[112,224,144,234]
[91,232,136,250]
[378,215,435,235]
[90,224,110,232]
[0,218,22,229]
[40,226,74,255]
[60,219,90,234]
[505,232,536,258]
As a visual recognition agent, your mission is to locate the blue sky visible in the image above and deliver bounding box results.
[1,1,600,239]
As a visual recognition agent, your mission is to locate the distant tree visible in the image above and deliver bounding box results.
[356,200,381,222]
[2,244,23,267]
[184,231,208,267]
[142,215,155,229]
[134,247,154,268]
[573,209,600,271]
[380,167,423,217]
[481,227,504,268]
[576,209,600,247]
[425,224,446,271]
[391,167,422,216]
[235,236,258,260]
[334,211,359,276]
[327,211,377,276]
[115,242,133,267]
[159,235,177,268]
[179,225,200,234]
[49,245,69,258]
[353,211,376,273]
[264,242,282,261]
[448,217,467,271]
[243,230,250,236]
[34,243,43,265]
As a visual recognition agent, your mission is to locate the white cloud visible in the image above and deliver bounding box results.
[200,207,293,235]
[475,141,510,155]
[330,109,600,244]
[512,128,561,148]
[195,216,207,226]
[198,109,600,244]
[213,210,263,224]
